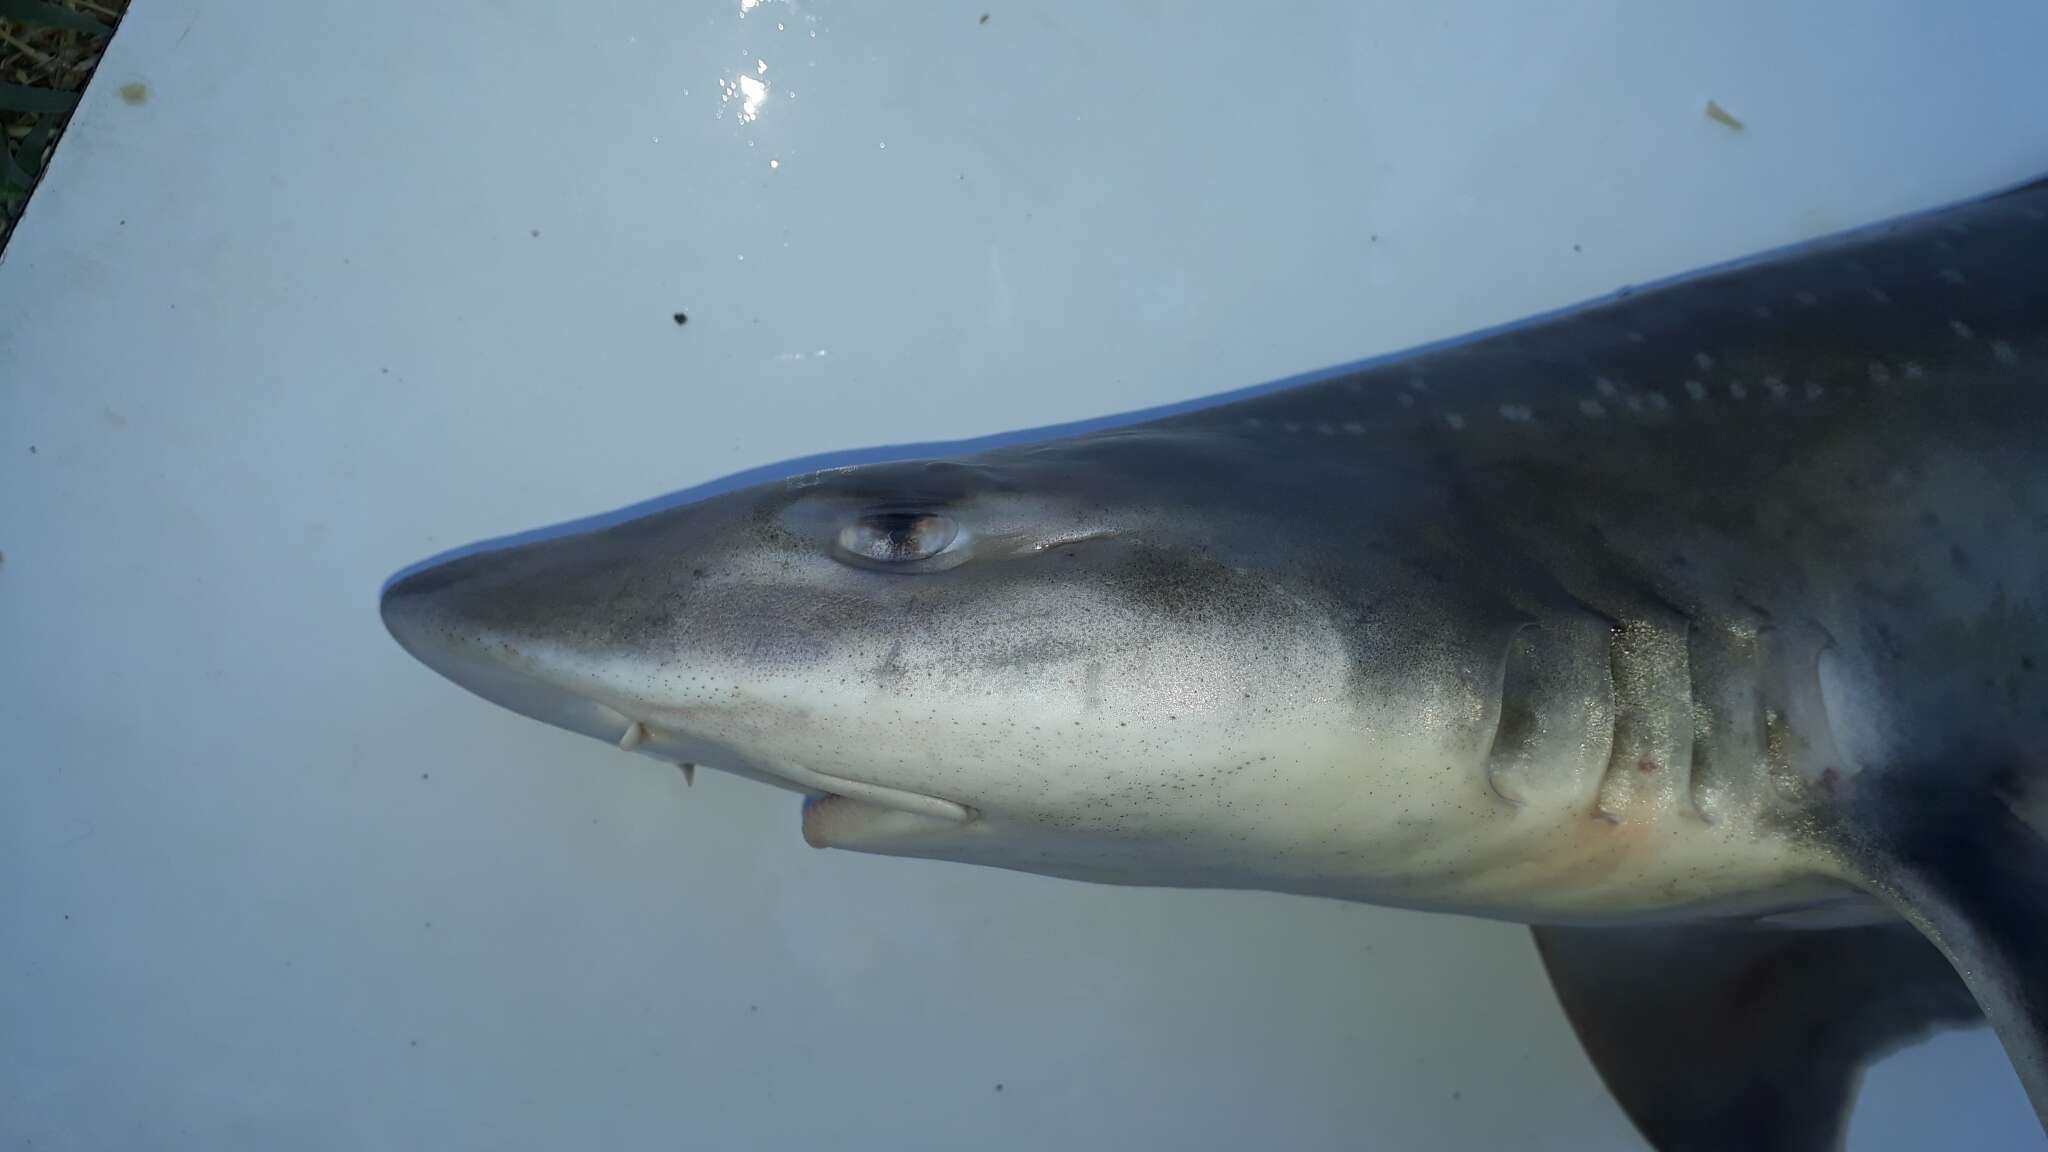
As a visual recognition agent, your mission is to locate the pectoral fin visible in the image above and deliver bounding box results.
[1533,921,1981,1152]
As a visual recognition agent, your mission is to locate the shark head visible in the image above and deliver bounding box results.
[381,427,1533,901]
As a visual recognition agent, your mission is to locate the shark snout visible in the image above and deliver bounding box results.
[380,548,647,748]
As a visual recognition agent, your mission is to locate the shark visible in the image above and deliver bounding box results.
[381,177,2048,1150]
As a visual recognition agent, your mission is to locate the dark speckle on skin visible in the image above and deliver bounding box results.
[993,1083,1003,1092]
[672,312,689,326]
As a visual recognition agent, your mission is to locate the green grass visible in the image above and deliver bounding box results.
[2,0,129,252]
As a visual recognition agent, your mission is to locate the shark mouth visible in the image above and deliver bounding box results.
[800,792,980,849]
[378,569,977,849]
[616,718,979,848]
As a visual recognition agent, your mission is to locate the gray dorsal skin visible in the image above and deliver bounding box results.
[383,178,2048,1149]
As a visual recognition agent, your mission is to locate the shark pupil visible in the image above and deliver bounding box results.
[838,512,956,563]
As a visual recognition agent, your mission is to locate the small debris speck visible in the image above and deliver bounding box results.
[1572,243,1582,253]
[119,82,147,105]
[672,312,689,326]
[979,12,990,23]
[419,773,429,781]
[530,228,541,238]
[994,1083,1004,1092]
[1705,100,1744,131]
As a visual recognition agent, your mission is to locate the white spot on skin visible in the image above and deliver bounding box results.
[1342,421,1366,435]
[1795,291,1820,307]
[1867,287,1891,305]
[1952,320,1975,340]
[1282,421,1301,434]
[1499,404,1535,424]
[1683,380,1707,401]
[1243,417,1264,429]
[1867,361,1892,386]
[1398,392,1417,408]
[1625,395,1645,413]
[1903,362,1926,380]
[1579,398,1607,418]
[1765,378,1788,401]
[1315,421,1336,435]
[1993,340,2019,365]
[1805,381,1825,401]
[1729,381,1748,400]
[1626,331,1646,344]
[1940,268,1967,286]
[1752,306,1774,320]
[1645,392,1668,412]
[1595,377,1620,397]
[1819,647,1887,778]
[1444,413,1466,430]
[1694,352,1715,372]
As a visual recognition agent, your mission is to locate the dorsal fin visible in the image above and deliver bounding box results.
[1533,920,1985,1151]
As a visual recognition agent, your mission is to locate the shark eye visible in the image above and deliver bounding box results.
[836,512,958,565]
